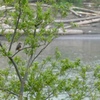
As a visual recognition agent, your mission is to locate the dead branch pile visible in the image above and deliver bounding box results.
[55,6,100,34]
[0,5,100,35]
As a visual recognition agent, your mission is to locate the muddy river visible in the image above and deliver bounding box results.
[1,34,100,68]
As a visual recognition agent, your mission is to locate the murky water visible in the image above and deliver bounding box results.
[0,34,100,99]
[1,34,100,67]
[39,34,100,64]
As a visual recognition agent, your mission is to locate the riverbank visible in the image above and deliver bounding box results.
[0,3,100,35]
[56,13,100,35]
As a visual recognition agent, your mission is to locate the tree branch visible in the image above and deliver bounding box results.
[8,57,23,83]
[11,46,31,58]
[8,0,22,51]
[12,43,46,58]
[23,37,55,83]
[0,88,18,96]
[0,42,23,83]
[32,42,51,62]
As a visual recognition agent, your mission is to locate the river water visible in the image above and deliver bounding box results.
[39,34,100,100]
[0,34,100,99]
[39,34,100,65]
[1,34,100,66]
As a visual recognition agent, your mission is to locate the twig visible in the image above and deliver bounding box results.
[0,88,18,96]
[8,57,23,83]
[11,46,31,58]
[32,42,51,62]
[44,90,55,100]
[12,43,46,58]
[32,37,55,64]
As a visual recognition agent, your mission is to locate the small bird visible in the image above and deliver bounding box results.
[16,43,22,51]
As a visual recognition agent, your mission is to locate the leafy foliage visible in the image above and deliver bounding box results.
[0,0,100,100]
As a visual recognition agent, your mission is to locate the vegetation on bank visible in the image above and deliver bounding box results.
[0,0,100,100]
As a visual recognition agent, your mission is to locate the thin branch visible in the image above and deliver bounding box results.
[26,54,33,71]
[8,57,23,83]
[44,90,55,100]
[31,38,55,66]
[0,88,18,96]
[12,43,46,58]
[8,0,22,51]
[32,42,51,62]
[0,43,23,83]
[11,46,31,58]
[23,37,55,82]
[34,27,37,37]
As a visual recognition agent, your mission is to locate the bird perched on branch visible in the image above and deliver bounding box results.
[16,43,22,51]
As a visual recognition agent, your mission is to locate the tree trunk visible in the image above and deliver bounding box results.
[18,82,25,100]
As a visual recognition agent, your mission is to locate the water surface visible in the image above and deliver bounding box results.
[1,34,100,68]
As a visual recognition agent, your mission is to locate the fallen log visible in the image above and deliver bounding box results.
[77,11,98,16]
[55,16,100,23]
[58,29,83,35]
[70,9,82,17]
[0,6,14,11]
[64,18,100,29]
[71,7,100,14]
[0,27,84,35]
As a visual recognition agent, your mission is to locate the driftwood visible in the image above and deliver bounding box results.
[0,6,14,11]
[77,11,98,16]
[70,9,82,17]
[58,29,83,35]
[55,16,100,23]
[64,18,100,29]
[56,6,100,32]
[0,27,84,35]
[0,5,100,35]
[70,7,100,14]
[69,6,100,20]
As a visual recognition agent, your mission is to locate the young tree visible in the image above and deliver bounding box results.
[0,0,99,100]
[0,0,73,100]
